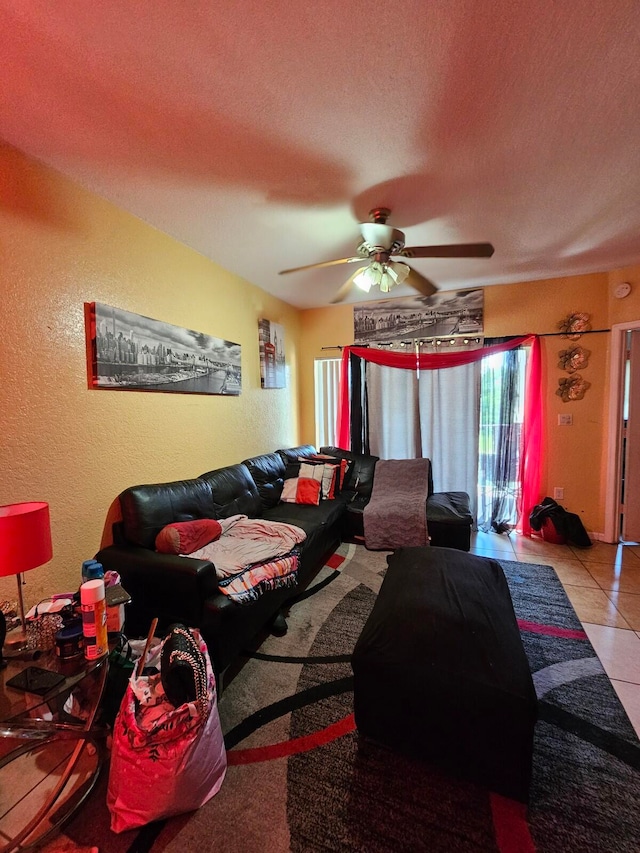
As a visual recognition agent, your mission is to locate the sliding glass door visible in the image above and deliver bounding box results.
[325,338,536,531]
[477,348,527,532]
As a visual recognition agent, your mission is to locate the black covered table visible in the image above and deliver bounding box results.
[352,546,537,802]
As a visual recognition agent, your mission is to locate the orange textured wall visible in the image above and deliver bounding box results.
[0,143,301,608]
[299,270,640,538]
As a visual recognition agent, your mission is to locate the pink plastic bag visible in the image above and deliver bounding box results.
[107,629,226,833]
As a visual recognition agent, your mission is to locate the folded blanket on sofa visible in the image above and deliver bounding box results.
[188,514,306,603]
[216,552,300,602]
[363,458,431,550]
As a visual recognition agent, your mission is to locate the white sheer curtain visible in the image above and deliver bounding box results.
[366,360,480,519]
[367,363,421,459]
[418,362,480,518]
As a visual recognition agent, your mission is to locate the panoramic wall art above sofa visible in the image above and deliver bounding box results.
[86,302,241,395]
[353,289,484,346]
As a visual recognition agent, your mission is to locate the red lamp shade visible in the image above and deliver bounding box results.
[0,502,53,577]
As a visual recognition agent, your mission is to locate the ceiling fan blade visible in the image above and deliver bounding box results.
[279,256,363,275]
[330,267,367,304]
[405,265,438,297]
[400,242,495,259]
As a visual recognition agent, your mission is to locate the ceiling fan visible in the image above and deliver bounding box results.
[279,208,494,303]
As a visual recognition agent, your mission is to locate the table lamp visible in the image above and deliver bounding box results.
[0,502,53,667]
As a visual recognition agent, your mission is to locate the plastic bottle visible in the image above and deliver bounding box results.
[81,559,96,581]
[87,561,104,580]
[81,579,108,659]
[81,559,104,583]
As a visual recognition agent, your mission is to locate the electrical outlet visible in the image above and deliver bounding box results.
[558,414,573,426]
[553,487,564,500]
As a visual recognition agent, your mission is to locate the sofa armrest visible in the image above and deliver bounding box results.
[426,491,473,524]
[319,446,380,498]
[96,544,220,625]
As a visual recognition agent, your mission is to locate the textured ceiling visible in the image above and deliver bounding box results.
[1,1,639,308]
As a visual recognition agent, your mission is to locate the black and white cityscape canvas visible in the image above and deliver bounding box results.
[89,302,241,394]
[353,289,484,345]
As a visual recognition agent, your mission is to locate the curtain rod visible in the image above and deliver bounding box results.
[321,329,610,350]
[538,328,610,337]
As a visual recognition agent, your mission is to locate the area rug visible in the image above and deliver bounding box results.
[64,543,640,852]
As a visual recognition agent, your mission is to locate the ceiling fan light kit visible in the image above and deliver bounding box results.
[279,208,495,303]
[353,267,373,293]
[353,260,411,294]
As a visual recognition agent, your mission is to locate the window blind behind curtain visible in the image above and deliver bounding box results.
[314,358,342,449]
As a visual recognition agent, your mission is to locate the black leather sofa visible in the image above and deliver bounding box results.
[96,444,472,685]
[96,445,350,682]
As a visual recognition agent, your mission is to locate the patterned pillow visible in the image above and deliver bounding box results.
[281,477,322,505]
[298,459,345,500]
[297,461,338,500]
[155,519,223,555]
[310,454,351,490]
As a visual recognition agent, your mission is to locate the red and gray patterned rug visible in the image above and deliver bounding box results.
[65,543,640,852]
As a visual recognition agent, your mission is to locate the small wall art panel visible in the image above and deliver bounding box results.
[258,318,286,388]
[87,302,241,395]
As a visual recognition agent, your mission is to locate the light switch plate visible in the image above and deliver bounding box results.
[558,413,573,425]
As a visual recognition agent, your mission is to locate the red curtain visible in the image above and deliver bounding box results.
[336,335,543,534]
[516,335,542,535]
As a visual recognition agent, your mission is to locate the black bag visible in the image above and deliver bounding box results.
[102,635,136,726]
[563,510,592,548]
[530,497,565,534]
[160,623,208,710]
[529,497,592,548]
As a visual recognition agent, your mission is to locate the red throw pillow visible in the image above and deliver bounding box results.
[155,518,223,555]
[281,477,322,505]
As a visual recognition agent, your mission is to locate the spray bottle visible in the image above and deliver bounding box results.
[81,578,108,659]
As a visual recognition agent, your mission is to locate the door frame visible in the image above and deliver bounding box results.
[604,318,640,542]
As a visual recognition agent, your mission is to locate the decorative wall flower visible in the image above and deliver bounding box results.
[558,312,591,340]
[556,374,591,402]
[558,345,591,373]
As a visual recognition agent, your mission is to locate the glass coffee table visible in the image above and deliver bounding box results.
[0,650,108,852]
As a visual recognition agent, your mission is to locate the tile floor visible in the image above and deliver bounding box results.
[470,530,640,737]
